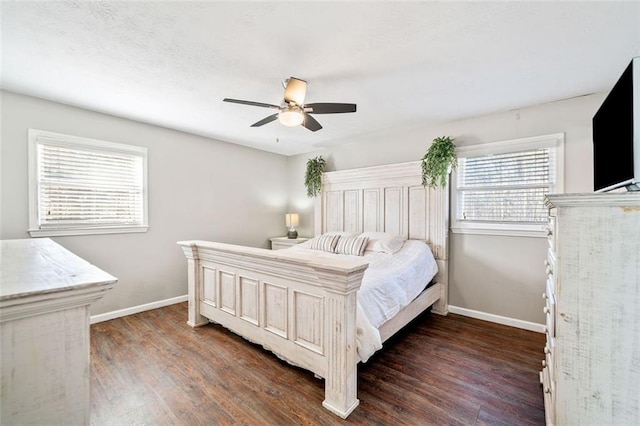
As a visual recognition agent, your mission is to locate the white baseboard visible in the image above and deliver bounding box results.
[448,305,545,333]
[90,295,188,324]
[90,297,544,333]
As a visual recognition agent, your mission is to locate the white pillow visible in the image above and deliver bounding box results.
[335,235,369,256]
[309,233,340,252]
[360,232,407,254]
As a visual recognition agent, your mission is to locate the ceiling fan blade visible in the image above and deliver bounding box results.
[250,113,279,127]
[302,112,322,132]
[284,77,307,105]
[305,103,357,114]
[223,98,280,110]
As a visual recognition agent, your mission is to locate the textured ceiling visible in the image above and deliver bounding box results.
[2,1,639,156]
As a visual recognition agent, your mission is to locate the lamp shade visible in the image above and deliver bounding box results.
[285,213,299,228]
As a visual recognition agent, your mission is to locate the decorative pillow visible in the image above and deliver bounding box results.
[335,235,369,256]
[360,232,407,254]
[309,233,340,253]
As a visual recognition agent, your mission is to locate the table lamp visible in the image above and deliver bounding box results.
[285,213,299,239]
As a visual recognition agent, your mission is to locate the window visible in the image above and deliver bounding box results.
[452,133,564,237]
[28,129,148,237]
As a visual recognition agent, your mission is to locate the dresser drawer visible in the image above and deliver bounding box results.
[544,277,556,338]
[543,323,555,389]
[546,214,556,252]
[541,329,555,387]
[540,366,555,426]
[544,250,556,287]
[544,332,554,361]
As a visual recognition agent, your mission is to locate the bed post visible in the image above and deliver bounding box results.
[429,179,450,316]
[318,266,366,419]
[180,243,209,327]
[314,192,323,236]
[431,260,449,315]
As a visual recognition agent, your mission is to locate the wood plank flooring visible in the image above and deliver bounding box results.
[90,302,545,425]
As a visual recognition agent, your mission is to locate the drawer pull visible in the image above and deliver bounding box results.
[543,307,550,314]
[542,360,546,367]
[544,386,551,394]
[543,292,547,299]
[544,346,550,354]
[544,260,550,267]
[546,266,553,275]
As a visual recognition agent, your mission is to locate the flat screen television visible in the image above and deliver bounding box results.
[593,56,640,192]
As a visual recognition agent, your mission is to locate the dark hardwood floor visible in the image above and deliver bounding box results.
[90,302,545,425]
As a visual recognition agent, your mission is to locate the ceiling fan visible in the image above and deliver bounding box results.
[223,77,356,132]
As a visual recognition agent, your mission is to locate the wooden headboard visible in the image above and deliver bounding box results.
[314,160,450,285]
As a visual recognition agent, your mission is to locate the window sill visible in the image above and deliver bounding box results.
[28,226,149,238]
[451,226,546,238]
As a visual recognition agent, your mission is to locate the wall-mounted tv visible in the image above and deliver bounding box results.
[593,56,640,192]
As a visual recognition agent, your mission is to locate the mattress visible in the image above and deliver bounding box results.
[287,239,439,362]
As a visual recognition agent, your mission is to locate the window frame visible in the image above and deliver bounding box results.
[451,133,564,238]
[28,129,149,237]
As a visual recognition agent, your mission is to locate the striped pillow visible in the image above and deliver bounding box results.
[335,235,369,256]
[309,233,340,253]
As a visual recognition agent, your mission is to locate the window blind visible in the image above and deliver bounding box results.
[37,143,145,229]
[457,149,553,223]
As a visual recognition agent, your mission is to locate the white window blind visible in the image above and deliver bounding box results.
[28,129,148,237]
[452,133,564,237]
[458,149,551,223]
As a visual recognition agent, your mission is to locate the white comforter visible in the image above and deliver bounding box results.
[288,239,438,362]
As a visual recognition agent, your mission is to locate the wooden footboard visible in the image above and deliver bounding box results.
[178,240,369,418]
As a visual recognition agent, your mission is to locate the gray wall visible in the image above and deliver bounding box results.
[287,93,606,324]
[0,90,289,315]
[1,89,606,324]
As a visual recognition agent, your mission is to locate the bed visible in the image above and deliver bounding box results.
[177,160,449,418]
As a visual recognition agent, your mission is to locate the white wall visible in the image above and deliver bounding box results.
[0,91,289,315]
[287,92,607,324]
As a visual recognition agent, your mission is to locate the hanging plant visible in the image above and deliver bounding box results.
[421,136,458,188]
[305,155,326,198]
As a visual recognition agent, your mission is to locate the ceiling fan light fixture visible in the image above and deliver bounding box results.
[278,108,304,127]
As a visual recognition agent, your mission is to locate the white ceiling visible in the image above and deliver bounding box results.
[2,1,639,156]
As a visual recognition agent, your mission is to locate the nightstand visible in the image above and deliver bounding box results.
[269,236,310,250]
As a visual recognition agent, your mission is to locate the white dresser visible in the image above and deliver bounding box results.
[0,238,117,425]
[541,193,640,425]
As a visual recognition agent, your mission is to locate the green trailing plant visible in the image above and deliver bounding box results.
[421,136,458,188]
[305,155,326,198]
